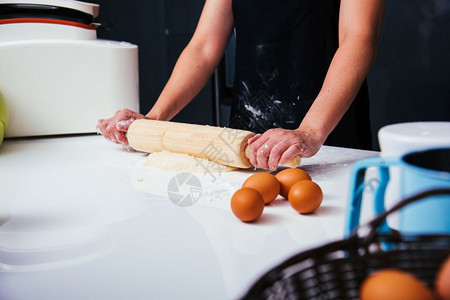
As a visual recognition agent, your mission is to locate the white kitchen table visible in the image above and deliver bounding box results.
[0,134,378,300]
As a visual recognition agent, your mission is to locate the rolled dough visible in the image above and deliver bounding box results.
[143,151,237,173]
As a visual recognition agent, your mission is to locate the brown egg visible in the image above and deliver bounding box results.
[230,188,264,222]
[275,168,311,198]
[242,172,280,204]
[287,180,323,214]
[360,269,435,300]
[436,256,450,300]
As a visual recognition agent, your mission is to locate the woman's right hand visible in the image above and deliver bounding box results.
[96,109,145,145]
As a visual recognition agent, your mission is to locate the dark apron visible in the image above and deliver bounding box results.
[229,0,372,150]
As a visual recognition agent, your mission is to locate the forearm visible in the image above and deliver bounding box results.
[300,44,371,140]
[298,0,385,144]
[298,37,377,142]
[147,0,234,121]
[146,43,222,120]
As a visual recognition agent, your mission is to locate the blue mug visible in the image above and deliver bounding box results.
[345,147,450,236]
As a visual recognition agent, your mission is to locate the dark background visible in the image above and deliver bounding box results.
[92,0,450,150]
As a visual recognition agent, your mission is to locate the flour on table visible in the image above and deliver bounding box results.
[143,151,236,173]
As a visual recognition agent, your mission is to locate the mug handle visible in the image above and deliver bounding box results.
[344,156,399,237]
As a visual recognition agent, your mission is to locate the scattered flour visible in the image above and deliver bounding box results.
[143,151,236,173]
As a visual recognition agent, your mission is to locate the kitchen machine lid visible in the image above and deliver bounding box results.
[0,0,99,19]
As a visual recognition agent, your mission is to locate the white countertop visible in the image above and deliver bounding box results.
[0,135,378,300]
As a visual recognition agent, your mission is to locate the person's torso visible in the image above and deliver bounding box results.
[230,0,341,133]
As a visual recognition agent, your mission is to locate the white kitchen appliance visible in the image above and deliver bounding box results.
[0,0,139,137]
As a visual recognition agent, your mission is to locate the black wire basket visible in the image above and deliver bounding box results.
[242,189,450,300]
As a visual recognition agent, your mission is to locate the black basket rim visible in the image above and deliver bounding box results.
[241,188,450,300]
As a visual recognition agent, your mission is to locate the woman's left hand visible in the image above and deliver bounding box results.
[247,128,324,171]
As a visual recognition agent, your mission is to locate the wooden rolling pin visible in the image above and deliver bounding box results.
[127,119,301,169]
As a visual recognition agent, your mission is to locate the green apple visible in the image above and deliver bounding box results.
[0,90,8,146]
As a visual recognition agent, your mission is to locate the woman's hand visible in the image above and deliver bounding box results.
[247,128,325,171]
[96,109,145,145]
